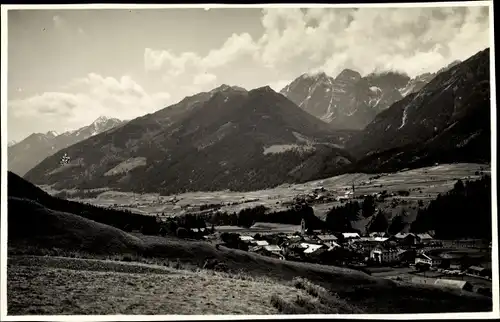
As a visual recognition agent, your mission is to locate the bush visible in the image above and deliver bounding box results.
[270,294,306,314]
[176,227,189,239]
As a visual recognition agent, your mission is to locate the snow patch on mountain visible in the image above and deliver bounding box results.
[263,144,315,155]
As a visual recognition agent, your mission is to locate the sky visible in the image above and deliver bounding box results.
[6,5,491,142]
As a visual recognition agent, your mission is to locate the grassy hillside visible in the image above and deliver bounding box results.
[7,171,159,233]
[7,195,492,314]
[8,257,363,315]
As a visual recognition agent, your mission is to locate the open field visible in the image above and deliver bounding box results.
[39,163,489,221]
[7,256,318,315]
[215,223,301,234]
[7,253,492,315]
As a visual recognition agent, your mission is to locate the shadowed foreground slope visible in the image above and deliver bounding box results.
[7,194,492,314]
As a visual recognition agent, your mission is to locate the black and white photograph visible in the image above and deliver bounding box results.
[1,1,498,319]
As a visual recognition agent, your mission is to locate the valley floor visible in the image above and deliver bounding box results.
[41,163,490,221]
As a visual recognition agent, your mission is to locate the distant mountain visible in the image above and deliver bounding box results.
[280,60,462,130]
[346,49,490,172]
[399,60,462,97]
[280,70,411,129]
[8,140,18,147]
[24,85,355,195]
[9,116,125,176]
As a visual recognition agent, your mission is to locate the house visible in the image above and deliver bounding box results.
[263,245,282,253]
[391,233,418,245]
[415,253,442,267]
[452,239,482,248]
[286,235,302,242]
[239,235,254,242]
[298,243,324,254]
[353,237,387,253]
[398,249,417,264]
[369,232,387,238]
[249,245,263,253]
[370,246,401,264]
[342,232,360,240]
[417,233,433,244]
[253,240,269,246]
[317,234,338,244]
[434,279,473,292]
[303,243,326,254]
[466,266,491,279]
[250,245,281,259]
[449,261,462,270]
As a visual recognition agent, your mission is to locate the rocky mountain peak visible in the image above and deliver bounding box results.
[335,69,362,83]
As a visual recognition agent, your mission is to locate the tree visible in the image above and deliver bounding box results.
[176,227,189,238]
[388,213,406,235]
[416,262,430,272]
[453,179,466,195]
[326,206,354,233]
[362,196,376,218]
[368,210,389,233]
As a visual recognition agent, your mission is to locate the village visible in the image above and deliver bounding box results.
[186,218,493,298]
[88,168,493,298]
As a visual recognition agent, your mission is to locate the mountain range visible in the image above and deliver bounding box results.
[8,116,125,176]
[23,85,354,194]
[21,48,490,195]
[280,60,462,130]
[345,48,490,173]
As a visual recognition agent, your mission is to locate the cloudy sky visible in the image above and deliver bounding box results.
[7,5,490,142]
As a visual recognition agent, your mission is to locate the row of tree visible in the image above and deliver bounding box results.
[410,176,491,239]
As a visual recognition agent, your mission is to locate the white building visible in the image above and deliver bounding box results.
[415,253,442,267]
[342,232,360,239]
[239,235,254,242]
[370,246,401,264]
[300,243,325,254]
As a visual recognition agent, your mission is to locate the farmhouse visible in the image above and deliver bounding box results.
[370,246,401,264]
[415,253,442,267]
[263,245,282,252]
[317,234,338,244]
[369,232,387,238]
[239,235,254,242]
[342,232,360,240]
[451,239,483,248]
[300,243,326,254]
[398,249,417,264]
[354,237,387,253]
[391,233,418,246]
[466,266,492,279]
[286,234,302,242]
[417,233,434,244]
[253,240,269,246]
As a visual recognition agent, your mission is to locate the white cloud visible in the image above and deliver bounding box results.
[193,73,217,86]
[144,6,490,100]
[8,73,172,137]
[268,79,291,92]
